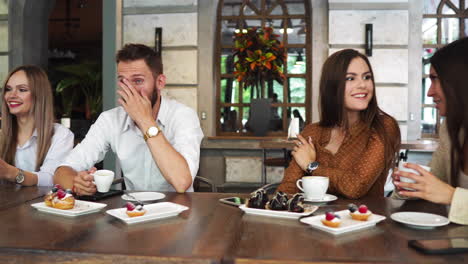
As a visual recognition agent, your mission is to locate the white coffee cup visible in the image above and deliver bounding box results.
[92,169,114,193]
[398,162,431,191]
[296,176,329,200]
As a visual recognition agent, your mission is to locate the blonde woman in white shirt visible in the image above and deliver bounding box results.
[0,65,74,186]
[55,44,203,194]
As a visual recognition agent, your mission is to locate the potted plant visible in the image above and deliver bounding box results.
[53,61,102,140]
[233,26,286,99]
[233,27,286,135]
[55,61,102,121]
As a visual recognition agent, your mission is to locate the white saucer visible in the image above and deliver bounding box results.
[304,194,338,203]
[121,192,166,202]
[391,212,450,229]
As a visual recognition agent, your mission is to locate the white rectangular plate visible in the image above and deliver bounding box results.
[239,204,318,219]
[106,202,189,225]
[31,200,107,217]
[300,209,386,235]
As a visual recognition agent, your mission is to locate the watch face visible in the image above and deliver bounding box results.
[148,126,159,137]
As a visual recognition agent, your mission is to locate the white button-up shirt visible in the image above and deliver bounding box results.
[61,96,204,192]
[15,123,74,186]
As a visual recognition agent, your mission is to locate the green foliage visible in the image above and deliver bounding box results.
[233,27,286,99]
[55,61,102,120]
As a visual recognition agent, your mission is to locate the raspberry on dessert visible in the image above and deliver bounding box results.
[325,211,335,221]
[57,189,66,199]
[348,203,358,213]
[54,184,62,190]
[126,202,136,211]
[358,205,368,214]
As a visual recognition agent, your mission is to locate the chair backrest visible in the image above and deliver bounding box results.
[193,176,217,192]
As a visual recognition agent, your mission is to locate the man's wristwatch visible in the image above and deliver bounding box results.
[144,126,160,141]
[15,168,25,184]
[305,161,319,174]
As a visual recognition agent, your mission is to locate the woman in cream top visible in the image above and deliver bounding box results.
[393,37,468,225]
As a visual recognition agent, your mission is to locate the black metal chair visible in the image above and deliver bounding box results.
[193,176,217,192]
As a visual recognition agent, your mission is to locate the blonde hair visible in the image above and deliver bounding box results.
[0,65,55,171]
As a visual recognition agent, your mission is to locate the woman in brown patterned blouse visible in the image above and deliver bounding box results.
[278,49,400,199]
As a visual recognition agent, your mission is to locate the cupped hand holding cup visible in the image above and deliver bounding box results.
[396,162,431,191]
[92,169,115,193]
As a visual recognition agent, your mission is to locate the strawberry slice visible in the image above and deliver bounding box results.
[126,202,136,211]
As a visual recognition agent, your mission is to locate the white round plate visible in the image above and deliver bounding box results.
[304,194,338,203]
[121,192,166,202]
[391,212,450,229]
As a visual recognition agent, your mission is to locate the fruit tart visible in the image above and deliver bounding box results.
[52,189,75,210]
[348,204,372,221]
[44,184,61,207]
[126,202,146,217]
[321,211,341,228]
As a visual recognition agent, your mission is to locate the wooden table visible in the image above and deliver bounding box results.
[0,185,467,263]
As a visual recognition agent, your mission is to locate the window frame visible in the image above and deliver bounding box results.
[215,0,312,137]
[422,0,467,138]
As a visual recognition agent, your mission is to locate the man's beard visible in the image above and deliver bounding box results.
[150,88,159,107]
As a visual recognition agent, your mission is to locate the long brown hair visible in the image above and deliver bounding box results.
[0,65,55,171]
[430,37,468,184]
[319,49,400,177]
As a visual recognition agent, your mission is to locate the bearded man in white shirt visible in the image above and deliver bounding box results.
[54,43,204,194]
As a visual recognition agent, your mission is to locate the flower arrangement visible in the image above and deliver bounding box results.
[233,27,286,98]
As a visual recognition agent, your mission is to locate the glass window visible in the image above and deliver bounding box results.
[421,0,468,138]
[216,0,310,136]
[422,18,437,45]
[423,0,441,14]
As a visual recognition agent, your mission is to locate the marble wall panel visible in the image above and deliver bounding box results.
[162,49,198,85]
[124,0,197,8]
[266,167,284,184]
[329,48,408,84]
[0,21,8,51]
[225,157,262,183]
[123,13,197,47]
[330,10,408,45]
[162,87,198,111]
[0,0,7,14]
[400,124,408,141]
[376,86,407,121]
[0,55,7,82]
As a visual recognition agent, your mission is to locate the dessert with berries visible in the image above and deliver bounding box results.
[348,204,372,221]
[321,211,341,228]
[44,184,61,207]
[126,202,146,217]
[51,189,75,210]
